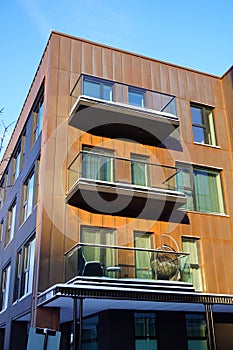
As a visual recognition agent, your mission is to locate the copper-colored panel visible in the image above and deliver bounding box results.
[47,67,59,118]
[150,61,162,92]
[49,224,65,285]
[141,58,151,90]
[194,73,204,102]
[102,48,113,80]
[49,33,60,69]
[122,53,133,84]
[168,67,179,96]
[131,56,142,86]
[71,39,82,74]
[160,64,170,93]
[202,75,214,105]
[112,50,123,82]
[59,35,71,72]
[92,45,102,77]
[177,68,188,99]
[81,42,92,74]
[186,70,197,101]
[57,69,70,117]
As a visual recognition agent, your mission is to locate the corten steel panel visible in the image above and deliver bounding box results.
[102,48,113,80]
[202,75,215,105]
[70,39,81,74]
[92,45,102,77]
[122,53,133,84]
[177,68,188,99]
[141,58,151,89]
[194,73,205,102]
[168,66,180,96]
[131,55,142,86]
[59,35,71,71]
[112,50,123,82]
[150,60,162,92]
[160,64,170,93]
[81,41,92,74]
[186,70,197,101]
[49,33,60,69]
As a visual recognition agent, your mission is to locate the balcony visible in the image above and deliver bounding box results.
[64,243,191,286]
[68,75,179,146]
[66,151,186,219]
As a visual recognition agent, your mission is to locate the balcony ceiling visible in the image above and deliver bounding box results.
[68,96,180,146]
[66,178,186,221]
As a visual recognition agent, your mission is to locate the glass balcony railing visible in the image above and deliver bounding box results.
[64,243,191,284]
[68,151,181,194]
[70,74,177,118]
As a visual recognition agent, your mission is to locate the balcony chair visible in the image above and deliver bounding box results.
[77,246,104,277]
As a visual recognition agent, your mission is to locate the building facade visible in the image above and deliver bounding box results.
[1,31,233,349]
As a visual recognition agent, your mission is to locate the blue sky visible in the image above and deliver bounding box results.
[1,0,233,157]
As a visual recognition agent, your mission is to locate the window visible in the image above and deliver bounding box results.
[182,238,202,291]
[134,312,158,350]
[131,154,150,187]
[185,314,208,350]
[82,315,99,349]
[176,164,225,214]
[5,201,17,247]
[21,159,40,224]
[134,232,153,279]
[82,147,114,182]
[83,76,113,101]
[191,104,217,146]
[129,88,145,108]
[81,226,115,269]
[11,138,25,184]
[0,264,11,312]
[0,171,9,208]
[14,237,35,301]
[31,89,44,146]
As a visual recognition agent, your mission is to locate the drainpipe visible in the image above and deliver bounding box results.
[73,298,84,350]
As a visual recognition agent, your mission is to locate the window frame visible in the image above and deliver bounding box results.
[128,87,146,108]
[182,237,202,291]
[30,85,44,147]
[0,263,11,312]
[190,103,217,146]
[83,76,113,101]
[5,200,17,247]
[176,163,225,214]
[131,153,150,187]
[13,236,36,301]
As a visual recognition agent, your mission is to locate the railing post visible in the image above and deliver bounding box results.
[205,303,216,350]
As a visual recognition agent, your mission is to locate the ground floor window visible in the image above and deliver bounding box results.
[134,312,158,350]
[185,313,209,350]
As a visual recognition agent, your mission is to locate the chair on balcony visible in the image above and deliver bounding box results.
[77,246,104,277]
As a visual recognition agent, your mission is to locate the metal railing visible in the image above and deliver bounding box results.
[68,151,182,193]
[70,74,177,117]
[64,243,191,283]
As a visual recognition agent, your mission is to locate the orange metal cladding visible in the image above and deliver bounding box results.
[3,32,233,304]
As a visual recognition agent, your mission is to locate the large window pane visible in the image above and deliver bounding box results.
[191,104,217,146]
[134,232,153,279]
[81,227,115,269]
[182,238,202,290]
[131,155,149,187]
[176,164,224,214]
[83,77,113,101]
[0,264,11,311]
[129,88,145,107]
[82,147,114,182]
[186,314,208,350]
[134,313,157,350]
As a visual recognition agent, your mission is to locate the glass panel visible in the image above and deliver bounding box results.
[103,84,113,101]
[129,89,145,107]
[134,233,153,279]
[188,340,208,350]
[82,316,99,350]
[186,314,207,337]
[84,80,101,99]
[131,156,149,186]
[176,166,194,210]
[194,169,221,213]
[135,340,157,350]
[82,149,114,182]
[191,106,203,124]
[193,126,205,143]
[135,312,157,350]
